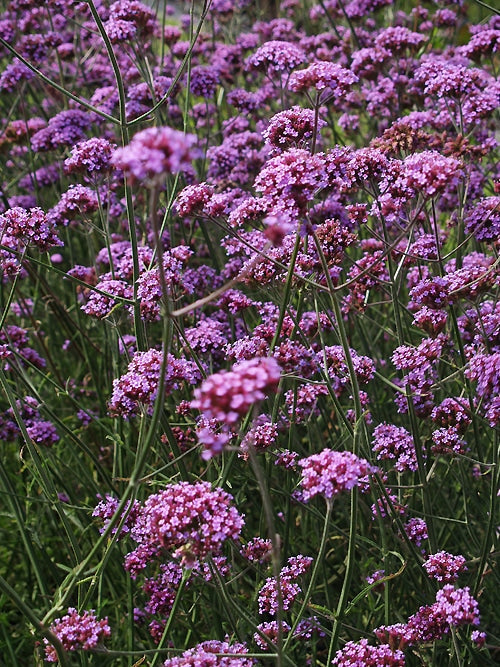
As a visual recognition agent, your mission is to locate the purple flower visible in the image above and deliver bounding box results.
[0,62,34,92]
[263,106,324,154]
[44,608,111,662]
[64,138,116,175]
[109,349,200,417]
[30,109,92,152]
[189,65,220,97]
[423,551,467,583]
[403,517,428,549]
[375,26,425,53]
[390,151,463,199]
[162,639,254,666]
[258,554,313,615]
[111,127,196,184]
[372,423,419,472]
[332,638,405,666]
[289,61,358,99]
[246,40,306,74]
[176,183,214,217]
[404,586,480,644]
[191,357,281,426]
[298,449,376,502]
[0,207,62,252]
[92,494,141,538]
[240,415,279,457]
[464,196,500,243]
[240,537,272,564]
[126,481,244,570]
[254,620,291,649]
[47,185,99,227]
[254,148,327,212]
[81,278,133,319]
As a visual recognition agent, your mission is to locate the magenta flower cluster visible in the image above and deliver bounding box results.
[298,449,376,502]
[124,481,244,572]
[44,608,110,662]
[191,356,281,426]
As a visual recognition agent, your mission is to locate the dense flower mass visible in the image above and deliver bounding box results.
[0,207,61,251]
[372,423,418,472]
[332,638,406,666]
[423,551,467,583]
[289,61,358,98]
[245,40,306,73]
[0,0,497,663]
[109,349,200,417]
[163,640,254,666]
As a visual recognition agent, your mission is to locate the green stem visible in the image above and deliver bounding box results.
[327,488,359,662]
[283,501,332,652]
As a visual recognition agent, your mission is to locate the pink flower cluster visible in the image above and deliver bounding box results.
[258,555,313,615]
[109,349,200,417]
[163,639,254,667]
[423,551,467,583]
[191,357,281,426]
[298,449,376,502]
[44,608,110,662]
[371,423,418,472]
[111,126,196,183]
[125,481,244,572]
[332,638,405,666]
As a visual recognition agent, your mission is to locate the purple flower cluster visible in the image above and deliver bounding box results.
[332,638,405,666]
[423,551,467,583]
[191,357,281,426]
[371,423,418,472]
[109,349,200,417]
[0,396,58,448]
[0,206,61,252]
[298,449,376,502]
[163,639,254,667]
[111,127,196,184]
[64,137,116,176]
[258,555,313,615]
[125,481,243,572]
[376,585,480,647]
[289,61,358,100]
[1,0,498,661]
[263,106,324,154]
[245,40,306,74]
[44,608,110,662]
[254,148,327,213]
[240,537,273,564]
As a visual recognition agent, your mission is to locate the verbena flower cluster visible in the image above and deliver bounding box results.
[44,608,110,662]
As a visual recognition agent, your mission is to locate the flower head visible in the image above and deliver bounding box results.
[191,357,281,426]
[44,609,110,662]
[298,449,376,502]
[111,127,196,184]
